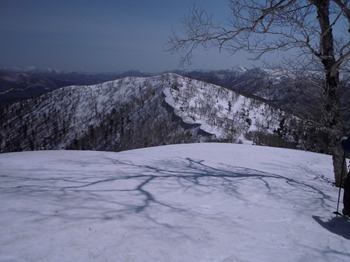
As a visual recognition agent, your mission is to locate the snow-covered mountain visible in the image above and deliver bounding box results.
[182,67,350,127]
[0,143,349,261]
[0,73,303,153]
[2,66,348,131]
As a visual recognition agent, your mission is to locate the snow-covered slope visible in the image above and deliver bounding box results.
[163,74,291,140]
[0,73,300,153]
[0,143,348,262]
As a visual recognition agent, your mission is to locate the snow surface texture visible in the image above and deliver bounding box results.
[0,143,349,262]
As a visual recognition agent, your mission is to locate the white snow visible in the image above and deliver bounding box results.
[0,143,349,262]
[163,74,291,140]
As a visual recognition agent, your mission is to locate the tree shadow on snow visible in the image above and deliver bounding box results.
[1,155,334,228]
[312,215,350,240]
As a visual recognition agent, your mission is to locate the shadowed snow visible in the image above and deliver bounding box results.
[0,143,349,262]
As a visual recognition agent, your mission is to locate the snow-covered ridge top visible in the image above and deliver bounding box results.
[44,72,296,142]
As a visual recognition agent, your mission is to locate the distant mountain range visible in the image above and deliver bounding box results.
[0,67,348,154]
[0,67,149,106]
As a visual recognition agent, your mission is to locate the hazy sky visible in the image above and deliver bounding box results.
[0,0,254,73]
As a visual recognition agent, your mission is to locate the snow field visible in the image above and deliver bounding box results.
[0,143,349,262]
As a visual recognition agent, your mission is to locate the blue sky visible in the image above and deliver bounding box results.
[0,0,253,73]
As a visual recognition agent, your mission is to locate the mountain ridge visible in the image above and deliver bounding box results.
[0,73,302,153]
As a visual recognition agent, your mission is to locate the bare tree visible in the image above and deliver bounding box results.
[166,0,350,186]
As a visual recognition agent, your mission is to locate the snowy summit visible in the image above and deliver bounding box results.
[0,143,349,261]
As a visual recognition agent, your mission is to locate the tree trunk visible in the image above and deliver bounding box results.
[332,142,347,187]
[324,57,345,187]
[325,70,344,187]
[314,0,345,186]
